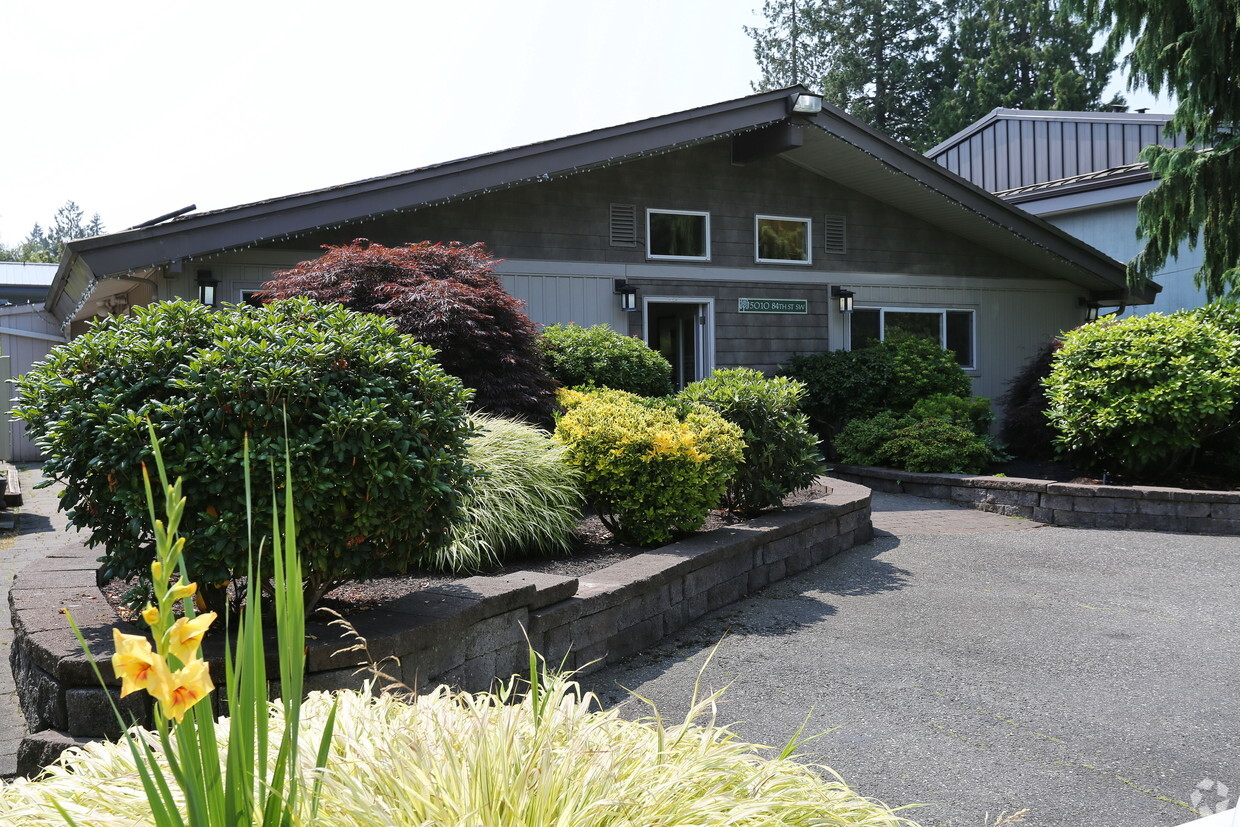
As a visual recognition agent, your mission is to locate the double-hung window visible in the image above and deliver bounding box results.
[850,307,976,369]
[646,209,710,261]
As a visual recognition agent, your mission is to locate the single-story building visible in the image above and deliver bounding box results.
[44,86,1151,407]
[925,107,1203,316]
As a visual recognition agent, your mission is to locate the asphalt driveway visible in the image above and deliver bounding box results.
[581,493,1240,827]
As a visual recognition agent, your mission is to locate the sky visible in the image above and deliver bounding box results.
[0,0,1172,246]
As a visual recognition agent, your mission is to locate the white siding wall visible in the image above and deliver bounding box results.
[1040,203,1208,316]
[0,306,68,461]
[499,274,627,330]
[825,277,1082,404]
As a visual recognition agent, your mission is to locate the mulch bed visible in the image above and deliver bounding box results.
[101,483,833,622]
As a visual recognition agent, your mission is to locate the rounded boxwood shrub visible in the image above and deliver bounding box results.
[1044,309,1240,476]
[780,336,971,436]
[880,334,973,412]
[835,410,994,474]
[540,323,673,397]
[439,414,583,572]
[554,388,744,545]
[779,348,894,434]
[679,368,823,515]
[13,298,474,610]
[910,394,994,437]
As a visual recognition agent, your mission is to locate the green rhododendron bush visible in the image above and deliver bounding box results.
[540,322,674,396]
[0,677,916,826]
[13,298,474,610]
[1044,306,1240,477]
[554,388,744,545]
[679,368,823,515]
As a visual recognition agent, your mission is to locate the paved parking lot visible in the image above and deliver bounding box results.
[583,493,1240,827]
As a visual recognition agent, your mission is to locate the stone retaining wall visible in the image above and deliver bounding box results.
[830,464,1240,534]
[9,479,872,775]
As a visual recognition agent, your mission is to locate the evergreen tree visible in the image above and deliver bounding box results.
[1075,0,1240,298]
[747,0,944,148]
[6,201,106,263]
[929,0,1121,142]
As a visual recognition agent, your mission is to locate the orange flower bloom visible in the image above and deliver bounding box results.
[153,659,214,723]
[167,612,217,665]
[112,629,168,698]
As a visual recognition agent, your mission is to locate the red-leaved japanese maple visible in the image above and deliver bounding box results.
[260,240,556,426]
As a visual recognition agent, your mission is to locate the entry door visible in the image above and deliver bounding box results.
[646,301,710,390]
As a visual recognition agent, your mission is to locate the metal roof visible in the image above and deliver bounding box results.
[998,162,1154,204]
[0,262,58,286]
[47,87,1148,319]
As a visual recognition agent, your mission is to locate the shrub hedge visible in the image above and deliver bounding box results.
[679,368,823,515]
[1044,307,1240,476]
[540,323,673,397]
[13,299,474,611]
[554,389,744,545]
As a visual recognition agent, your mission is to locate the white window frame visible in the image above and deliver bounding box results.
[850,306,977,371]
[754,214,813,265]
[646,208,711,262]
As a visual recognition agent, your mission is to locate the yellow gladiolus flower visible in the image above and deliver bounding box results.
[167,612,216,665]
[112,629,168,698]
[151,561,164,582]
[154,659,214,723]
[141,605,160,628]
[169,580,198,601]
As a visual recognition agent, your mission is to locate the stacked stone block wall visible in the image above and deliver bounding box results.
[10,480,872,775]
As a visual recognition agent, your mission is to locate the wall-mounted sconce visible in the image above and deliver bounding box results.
[614,278,639,312]
[1080,298,1101,322]
[831,285,856,314]
[789,92,823,115]
[196,269,220,308]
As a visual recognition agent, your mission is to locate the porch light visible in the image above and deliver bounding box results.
[1081,298,1101,322]
[196,269,220,308]
[789,93,823,115]
[615,279,639,312]
[832,285,856,314]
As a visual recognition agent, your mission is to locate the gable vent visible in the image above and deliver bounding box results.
[610,203,638,247]
[823,214,847,254]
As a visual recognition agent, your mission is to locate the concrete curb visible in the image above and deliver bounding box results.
[10,478,872,775]
[829,465,1240,534]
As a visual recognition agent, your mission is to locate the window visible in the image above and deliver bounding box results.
[755,215,811,264]
[239,289,265,308]
[647,209,710,261]
[850,307,976,369]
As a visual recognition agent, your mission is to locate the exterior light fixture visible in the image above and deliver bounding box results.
[831,285,856,314]
[196,269,220,308]
[1080,298,1101,322]
[789,93,823,115]
[614,278,639,312]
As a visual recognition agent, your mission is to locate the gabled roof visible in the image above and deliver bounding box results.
[926,107,1176,159]
[48,86,1148,321]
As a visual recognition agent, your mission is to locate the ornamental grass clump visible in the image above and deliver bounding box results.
[680,368,823,515]
[554,388,744,545]
[435,414,583,572]
[1,666,918,826]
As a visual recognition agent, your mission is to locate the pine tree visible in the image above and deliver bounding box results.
[1075,0,1240,298]
[929,0,1121,143]
[7,201,107,262]
[747,0,944,149]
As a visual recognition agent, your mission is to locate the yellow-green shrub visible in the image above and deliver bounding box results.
[554,389,744,544]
